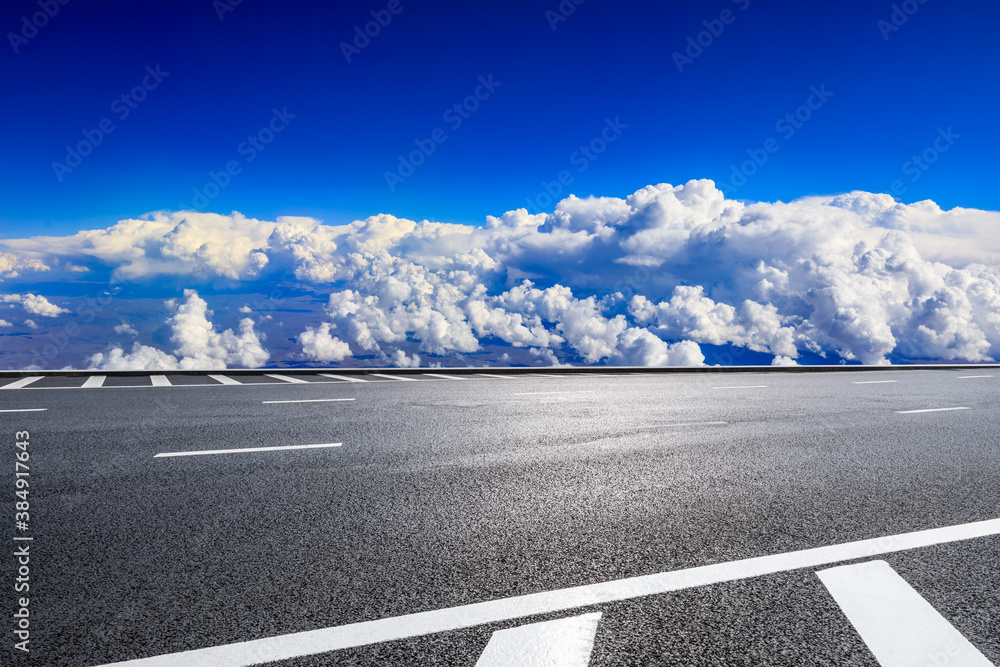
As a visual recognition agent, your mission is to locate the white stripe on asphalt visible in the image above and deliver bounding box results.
[89,516,1000,667]
[261,399,356,404]
[1,377,43,390]
[209,374,242,385]
[318,374,367,383]
[896,407,971,414]
[854,380,897,384]
[817,560,994,667]
[956,375,993,379]
[264,374,309,384]
[713,385,767,390]
[369,374,417,381]
[633,421,728,429]
[422,373,466,380]
[154,443,342,458]
[150,375,171,387]
[475,613,602,667]
[476,374,519,380]
[82,375,107,388]
[513,391,593,396]
[0,408,47,413]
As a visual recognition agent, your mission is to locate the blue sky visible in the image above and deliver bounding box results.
[2,0,998,236]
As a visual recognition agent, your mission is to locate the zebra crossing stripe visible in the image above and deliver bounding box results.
[475,613,601,667]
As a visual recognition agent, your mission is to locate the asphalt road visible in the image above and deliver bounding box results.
[1,369,999,666]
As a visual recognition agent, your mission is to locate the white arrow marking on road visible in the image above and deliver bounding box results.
[150,375,171,387]
[264,374,310,384]
[475,613,602,667]
[153,443,342,458]
[89,517,1000,667]
[1,377,43,389]
[318,374,367,383]
[82,375,107,388]
[896,407,971,414]
[209,375,242,385]
[817,560,994,667]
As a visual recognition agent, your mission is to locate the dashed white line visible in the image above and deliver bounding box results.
[513,391,594,396]
[475,613,601,667]
[422,373,466,380]
[956,375,993,379]
[261,399,356,405]
[264,374,310,384]
[154,443,342,458]
[90,516,1000,667]
[1,377,43,390]
[896,407,971,414]
[476,374,519,380]
[0,408,47,413]
[318,374,367,383]
[712,385,767,390]
[818,561,994,667]
[82,375,107,388]
[368,373,418,381]
[209,374,242,385]
[150,375,171,387]
[854,380,897,384]
[632,421,728,429]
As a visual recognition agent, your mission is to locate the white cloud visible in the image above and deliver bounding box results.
[298,323,351,363]
[114,322,138,336]
[0,293,69,317]
[23,319,38,329]
[391,349,421,368]
[0,319,10,327]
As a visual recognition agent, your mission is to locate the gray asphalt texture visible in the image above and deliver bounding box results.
[1,369,998,665]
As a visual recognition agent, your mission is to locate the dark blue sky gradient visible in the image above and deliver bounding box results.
[2,0,997,235]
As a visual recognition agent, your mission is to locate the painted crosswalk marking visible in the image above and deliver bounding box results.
[319,374,367,382]
[82,375,107,388]
[264,374,309,384]
[1,377,43,389]
[150,375,171,387]
[817,561,994,666]
[209,374,242,385]
[475,613,601,667]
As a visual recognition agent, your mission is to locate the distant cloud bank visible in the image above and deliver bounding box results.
[2,180,999,369]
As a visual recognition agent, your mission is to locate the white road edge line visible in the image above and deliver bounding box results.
[854,380,897,384]
[261,399,356,405]
[264,374,310,384]
[368,374,418,381]
[896,407,971,414]
[154,443,342,458]
[209,374,242,385]
[82,375,107,388]
[713,385,767,390]
[1,377,43,390]
[319,374,367,383]
[513,391,594,396]
[0,408,47,413]
[631,421,728,429]
[817,560,994,667]
[475,613,602,667]
[89,516,1000,667]
[956,375,993,379]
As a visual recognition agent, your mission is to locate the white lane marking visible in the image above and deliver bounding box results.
[956,375,993,379]
[475,613,601,667]
[264,374,310,384]
[896,407,971,414]
[513,391,593,396]
[369,373,418,381]
[712,385,767,390]
[209,374,242,385]
[82,375,107,388]
[150,375,171,387]
[422,373,466,380]
[318,374,367,383]
[632,421,728,429]
[817,561,994,667]
[854,380,897,384]
[90,517,1000,667]
[261,399,356,405]
[476,374,519,380]
[0,408,47,413]
[1,377,43,390]
[528,373,563,377]
[154,443,342,458]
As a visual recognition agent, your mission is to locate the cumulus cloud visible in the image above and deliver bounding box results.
[0,319,11,327]
[114,322,138,336]
[89,290,269,370]
[0,252,49,279]
[23,319,38,329]
[3,179,999,368]
[0,293,70,317]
